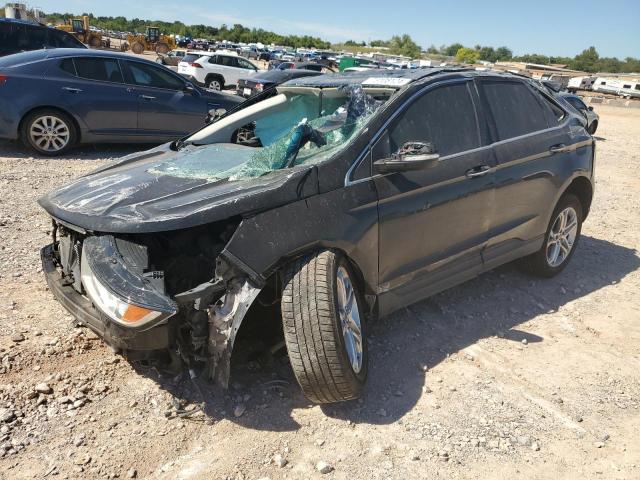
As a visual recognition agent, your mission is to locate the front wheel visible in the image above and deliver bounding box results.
[281,250,368,403]
[21,110,77,156]
[518,193,583,277]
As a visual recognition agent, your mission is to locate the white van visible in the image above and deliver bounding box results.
[567,76,596,93]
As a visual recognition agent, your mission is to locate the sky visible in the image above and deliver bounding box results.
[30,0,640,58]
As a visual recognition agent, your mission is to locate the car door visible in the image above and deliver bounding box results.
[57,57,138,135]
[476,78,577,269]
[373,79,496,315]
[122,60,208,137]
[236,57,258,81]
[214,55,240,84]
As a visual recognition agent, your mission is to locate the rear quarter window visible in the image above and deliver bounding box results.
[480,80,551,140]
[182,54,201,63]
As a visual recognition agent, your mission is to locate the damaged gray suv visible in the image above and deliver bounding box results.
[39,69,595,403]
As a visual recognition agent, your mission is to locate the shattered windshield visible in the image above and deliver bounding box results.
[150,85,386,182]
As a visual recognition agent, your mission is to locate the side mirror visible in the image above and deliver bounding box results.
[373,142,440,174]
[206,108,227,124]
[184,82,196,94]
[588,106,594,111]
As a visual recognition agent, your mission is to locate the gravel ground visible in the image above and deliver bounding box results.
[0,105,638,480]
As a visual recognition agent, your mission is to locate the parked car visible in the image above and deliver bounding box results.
[178,51,260,90]
[0,49,243,155]
[236,68,322,97]
[0,18,86,57]
[38,69,594,403]
[258,51,273,62]
[557,92,599,134]
[155,49,189,66]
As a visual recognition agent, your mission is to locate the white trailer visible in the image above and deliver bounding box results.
[592,77,623,94]
[567,76,596,93]
[618,81,640,99]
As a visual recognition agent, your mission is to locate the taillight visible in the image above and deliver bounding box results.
[190,62,203,68]
[255,83,263,92]
[0,75,8,85]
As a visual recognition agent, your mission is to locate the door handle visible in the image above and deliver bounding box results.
[140,95,156,100]
[465,165,492,178]
[549,144,568,153]
[62,87,82,93]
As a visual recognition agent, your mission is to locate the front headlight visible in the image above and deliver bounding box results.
[80,235,177,329]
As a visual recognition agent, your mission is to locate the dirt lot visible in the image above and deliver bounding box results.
[0,105,638,480]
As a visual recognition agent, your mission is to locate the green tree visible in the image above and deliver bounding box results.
[444,43,464,57]
[455,47,479,64]
[370,39,390,48]
[388,34,422,58]
[571,46,599,72]
[477,46,497,62]
[426,44,439,55]
[495,46,513,61]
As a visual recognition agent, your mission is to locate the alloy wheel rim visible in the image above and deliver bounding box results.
[546,206,578,267]
[29,116,70,153]
[336,265,363,373]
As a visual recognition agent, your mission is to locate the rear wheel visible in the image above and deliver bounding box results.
[205,75,223,91]
[21,109,77,156]
[281,250,367,404]
[130,42,145,54]
[519,194,583,277]
[89,35,101,48]
[156,42,170,54]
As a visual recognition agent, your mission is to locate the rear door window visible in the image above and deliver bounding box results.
[218,55,239,68]
[385,82,481,157]
[480,80,551,140]
[182,54,201,63]
[74,57,124,83]
[59,58,77,76]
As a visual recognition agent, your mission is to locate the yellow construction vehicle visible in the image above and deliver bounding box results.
[126,27,175,55]
[56,16,108,49]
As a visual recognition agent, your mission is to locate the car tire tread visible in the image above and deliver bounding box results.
[281,250,366,404]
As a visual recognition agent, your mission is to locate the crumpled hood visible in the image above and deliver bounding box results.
[38,143,319,233]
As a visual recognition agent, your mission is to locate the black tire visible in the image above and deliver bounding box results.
[518,193,583,278]
[205,75,224,91]
[281,250,368,404]
[130,42,144,55]
[156,42,170,54]
[20,109,78,156]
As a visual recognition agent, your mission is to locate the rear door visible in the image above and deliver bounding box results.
[57,56,138,135]
[374,79,496,314]
[122,60,207,137]
[477,78,575,268]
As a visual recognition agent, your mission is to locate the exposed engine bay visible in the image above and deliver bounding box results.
[49,218,279,387]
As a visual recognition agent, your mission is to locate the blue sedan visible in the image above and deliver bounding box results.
[0,49,243,155]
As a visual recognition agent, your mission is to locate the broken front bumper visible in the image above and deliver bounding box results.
[40,244,170,352]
